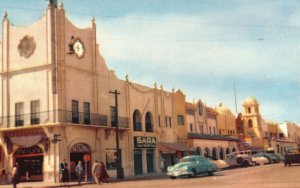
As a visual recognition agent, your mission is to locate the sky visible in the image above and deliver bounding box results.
[0,0,299,124]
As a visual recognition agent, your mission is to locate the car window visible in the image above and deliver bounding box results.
[180,157,196,163]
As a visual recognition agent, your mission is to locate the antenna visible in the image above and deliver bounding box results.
[234,81,238,114]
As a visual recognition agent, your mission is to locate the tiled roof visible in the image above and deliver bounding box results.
[185,102,196,110]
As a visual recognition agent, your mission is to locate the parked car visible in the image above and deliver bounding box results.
[284,147,300,166]
[167,155,218,179]
[251,155,269,165]
[270,153,285,162]
[224,150,252,167]
[253,153,279,164]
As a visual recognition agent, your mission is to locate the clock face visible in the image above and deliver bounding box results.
[73,38,85,59]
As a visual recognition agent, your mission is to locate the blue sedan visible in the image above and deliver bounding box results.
[167,155,218,179]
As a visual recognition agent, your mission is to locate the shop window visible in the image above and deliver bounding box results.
[105,149,117,170]
[30,100,40,125]
[15,102,24,127]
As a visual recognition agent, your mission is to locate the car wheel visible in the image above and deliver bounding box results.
[189,169,196,178]
[170,176,176,179]
[236,157,243,164]
[271,160,276,164]
[243,161,249,167]
[208,171,214,176]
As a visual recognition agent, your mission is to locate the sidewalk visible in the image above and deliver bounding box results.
[0,173,167,188]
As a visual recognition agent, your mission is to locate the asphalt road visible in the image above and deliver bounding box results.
[73,163,300,188]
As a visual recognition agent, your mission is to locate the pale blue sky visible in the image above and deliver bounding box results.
[0,0,299,124]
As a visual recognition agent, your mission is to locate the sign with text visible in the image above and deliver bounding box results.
[134,136,157,148]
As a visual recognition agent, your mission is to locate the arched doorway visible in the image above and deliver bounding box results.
[204,147,210,158]
[14,145,44,182]
[226,148,231,155]
[70,143,92,181]
[219,148,225,160]
[212,147,218,160]
[196,147,202,156]
[232,147,237,152]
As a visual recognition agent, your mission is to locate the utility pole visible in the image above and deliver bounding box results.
[109,90,124,179]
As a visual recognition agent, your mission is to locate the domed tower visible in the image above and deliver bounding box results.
[242,97,264,149]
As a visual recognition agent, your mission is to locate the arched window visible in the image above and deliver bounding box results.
[196,147,202,156]
[212,147,218,160]
[248,119,253,128]
[247,107,251,113]
[219,148,225,160]
[133,110,142,131]
[145,112,153,132]
[204,147,210,158]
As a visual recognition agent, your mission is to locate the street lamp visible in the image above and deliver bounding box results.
[109,90,124,179]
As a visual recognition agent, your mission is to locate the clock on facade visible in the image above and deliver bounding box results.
[68,37,85,59]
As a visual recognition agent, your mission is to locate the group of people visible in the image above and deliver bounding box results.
[92,160,110,185]
[60,159,110,186]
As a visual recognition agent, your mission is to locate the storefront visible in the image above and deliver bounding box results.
[69,143,92,180]
[133,136,156,175]
[158,142,191,172]
[14,145,44,181]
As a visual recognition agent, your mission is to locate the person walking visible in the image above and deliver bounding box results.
[75,161,83,185]
[99,162,110,184]
[92,160,101,184]
[62,163,70,187]
[11,163,19,188]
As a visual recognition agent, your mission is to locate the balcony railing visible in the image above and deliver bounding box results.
[111,116,129,128]
[0,110,108,128]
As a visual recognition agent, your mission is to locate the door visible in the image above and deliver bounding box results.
[146,149,154,173]
[134,149,143,175]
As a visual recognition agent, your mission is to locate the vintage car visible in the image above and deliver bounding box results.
[224,150,252,167]
[284,147,300,166]
[251,155,269,165]
[270,153,285,162]
[253,153,279,164]
[167,155,218,179]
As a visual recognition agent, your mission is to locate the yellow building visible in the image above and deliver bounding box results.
[242,97,264,150]
[215,102,237,137]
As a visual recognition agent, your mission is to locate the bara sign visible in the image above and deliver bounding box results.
[134,136,157,148]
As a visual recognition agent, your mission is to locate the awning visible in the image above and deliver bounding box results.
[159,142,192,153]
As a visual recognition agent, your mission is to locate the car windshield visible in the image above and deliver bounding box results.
[179,157,196,163]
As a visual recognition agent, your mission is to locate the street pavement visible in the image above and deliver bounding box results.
[1,163,299,188]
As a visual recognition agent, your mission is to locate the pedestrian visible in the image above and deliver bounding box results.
[59,159,66,183]
[92,160,101,184]
[11,163,19,188]
[75,161,83,185]
[160,159,165,172]
[61,163,70,187]
[99,162,110,184]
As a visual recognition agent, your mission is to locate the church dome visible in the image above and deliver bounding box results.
[215,102,231,114]
[243,96,259,105]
